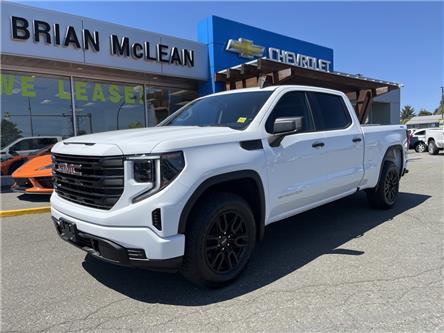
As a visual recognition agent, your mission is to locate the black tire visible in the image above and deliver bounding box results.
[180,192,256,288]
[366,161,400,209]
[414,142,426,153]
[428,140,439,155]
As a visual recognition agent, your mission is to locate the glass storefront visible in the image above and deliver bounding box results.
[1,70,197,148]
[146,86,197,125]
[73,79,145,135]
[1,72,74,148]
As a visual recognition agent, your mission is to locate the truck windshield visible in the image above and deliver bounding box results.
[161,91,273,129]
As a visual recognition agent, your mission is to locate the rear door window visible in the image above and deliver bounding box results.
[265,91,314,133]
[307,92,352,131]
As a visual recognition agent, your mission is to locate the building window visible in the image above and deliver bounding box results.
[73,79,145,135]
[1,71,74,148]
[145,86,197,125]
[1,71,198,147]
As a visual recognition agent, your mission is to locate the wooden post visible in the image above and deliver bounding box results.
[355,89,373,123]
[272,71,279,84]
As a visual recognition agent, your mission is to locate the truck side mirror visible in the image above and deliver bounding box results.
[269,117,304,147]
[272,117,303,134]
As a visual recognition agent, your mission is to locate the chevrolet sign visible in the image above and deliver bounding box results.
[226,37,332,72]
[226,38,265,59]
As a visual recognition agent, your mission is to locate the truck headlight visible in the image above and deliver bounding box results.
[129,151,185,203]
[133,159,155,183]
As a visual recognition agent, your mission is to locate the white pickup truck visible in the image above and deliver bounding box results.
[51,86,408,287]
[425,128,444,155]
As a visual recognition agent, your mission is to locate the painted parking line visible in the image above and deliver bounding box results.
[0,206,51,218]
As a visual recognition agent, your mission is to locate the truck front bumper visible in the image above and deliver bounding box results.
[51,207,184,272]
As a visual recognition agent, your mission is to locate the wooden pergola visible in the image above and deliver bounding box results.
[215,59,401,123]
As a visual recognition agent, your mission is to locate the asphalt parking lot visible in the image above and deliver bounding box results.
[1,152,443,332]
[1,191,50,210]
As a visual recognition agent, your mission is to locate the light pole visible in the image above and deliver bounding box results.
[28,97,34,136]
[116,100,125,130]
[116,86,142,130]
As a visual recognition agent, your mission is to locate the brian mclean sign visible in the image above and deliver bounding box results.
[1,2,208,80]
[11,16,195,67]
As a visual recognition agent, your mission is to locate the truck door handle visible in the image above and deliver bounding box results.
[352,137,362,143]
[312,142,325,148]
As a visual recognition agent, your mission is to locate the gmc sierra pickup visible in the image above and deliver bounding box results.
[51,86,408,287]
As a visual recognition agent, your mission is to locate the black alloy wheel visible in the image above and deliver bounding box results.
[383,168,399,205]
[181,192,256,288]
[366,161,400,209]
[204,210,249,274]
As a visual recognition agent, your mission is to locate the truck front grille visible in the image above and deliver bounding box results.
[52,153,124,210]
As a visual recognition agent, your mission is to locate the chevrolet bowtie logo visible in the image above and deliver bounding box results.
[226,38,265,59]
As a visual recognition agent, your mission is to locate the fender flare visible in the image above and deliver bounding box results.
[375,144,404,189]
[178,170,266,240]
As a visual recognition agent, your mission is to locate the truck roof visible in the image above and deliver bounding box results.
[208,85,345,97]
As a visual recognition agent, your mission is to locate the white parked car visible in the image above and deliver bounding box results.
[51,86,408,287]
[1,136,62,161]
[409,129,428,153]
[425,128,444,155]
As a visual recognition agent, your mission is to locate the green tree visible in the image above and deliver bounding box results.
[1,119,22,148]
[418,109,432,116]
[434,94,444,115]
[400,105,415,124]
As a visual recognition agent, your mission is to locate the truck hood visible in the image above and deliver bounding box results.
[54,126,254,156]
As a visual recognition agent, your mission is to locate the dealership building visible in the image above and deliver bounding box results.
[1,1,401,143]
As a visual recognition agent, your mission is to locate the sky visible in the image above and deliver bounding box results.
[19,1,444,113]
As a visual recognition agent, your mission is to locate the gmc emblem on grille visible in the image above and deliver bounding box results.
[56,163,82,176]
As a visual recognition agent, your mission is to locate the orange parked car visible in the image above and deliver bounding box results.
[1,145,53,176]
[11,154,53,194]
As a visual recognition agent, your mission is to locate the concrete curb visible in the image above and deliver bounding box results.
[0,206,51,218]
